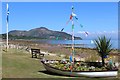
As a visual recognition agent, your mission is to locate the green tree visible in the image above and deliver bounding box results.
[94,36,112,66]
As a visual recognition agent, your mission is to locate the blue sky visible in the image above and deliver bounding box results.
[2,2,118,39]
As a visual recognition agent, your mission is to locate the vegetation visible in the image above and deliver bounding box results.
[94,36,112,66]
[1,34,48,40]
[2,44,119,79]
[1,27,81,40]
[2,48,64,78]
[48,62,109,71]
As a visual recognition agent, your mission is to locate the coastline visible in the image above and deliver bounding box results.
[1,40,119,62]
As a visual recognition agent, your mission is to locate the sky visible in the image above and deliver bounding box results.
[2,2,118,39]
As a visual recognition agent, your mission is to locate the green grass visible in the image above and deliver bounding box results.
[2,48,120,79]
[2,48,67,78]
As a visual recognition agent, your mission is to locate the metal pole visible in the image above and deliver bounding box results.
[72,20,74,63]
[71,6,75,64]
[6,3,9,50]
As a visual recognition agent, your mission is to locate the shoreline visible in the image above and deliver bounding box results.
[1,40,119,62]
[1,39,118,50]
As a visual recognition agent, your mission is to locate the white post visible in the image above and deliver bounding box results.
[6,3,9,50]
[71,6,75,63]
[72,20,74,63]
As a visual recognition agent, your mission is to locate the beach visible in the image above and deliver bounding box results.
[2,40,119,61]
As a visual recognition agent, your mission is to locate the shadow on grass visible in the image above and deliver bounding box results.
[38,70,66,77]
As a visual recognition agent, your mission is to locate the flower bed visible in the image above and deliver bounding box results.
[46,60,118,71]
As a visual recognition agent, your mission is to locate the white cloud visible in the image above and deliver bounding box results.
[77,31,90,34]
[95,31,118,34]
[77,31,85,34]
[76,30,118,37]
[77,31,118,34]
[112,31,115,33]
[103,31,106,33]
[74,30,118,40]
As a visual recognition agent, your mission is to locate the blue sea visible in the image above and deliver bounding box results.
[34,39,118,49]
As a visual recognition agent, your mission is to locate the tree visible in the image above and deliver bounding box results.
[94,36,112,66]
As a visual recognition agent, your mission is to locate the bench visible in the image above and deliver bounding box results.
[31,48,44,58]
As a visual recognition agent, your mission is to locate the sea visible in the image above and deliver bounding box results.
[34,39,118,49]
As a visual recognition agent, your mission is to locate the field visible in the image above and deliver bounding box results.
[2,47,120,80]
[1,40,120,79]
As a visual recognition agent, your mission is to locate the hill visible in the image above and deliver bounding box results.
[1,27,82,40]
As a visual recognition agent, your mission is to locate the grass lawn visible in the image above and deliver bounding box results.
[2,48,120,79]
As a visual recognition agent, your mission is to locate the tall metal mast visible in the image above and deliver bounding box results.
[71,6,75,64]
[72,6,74,63]
[6,3,9,50]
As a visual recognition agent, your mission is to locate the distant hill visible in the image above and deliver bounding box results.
[1,27,82,40]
